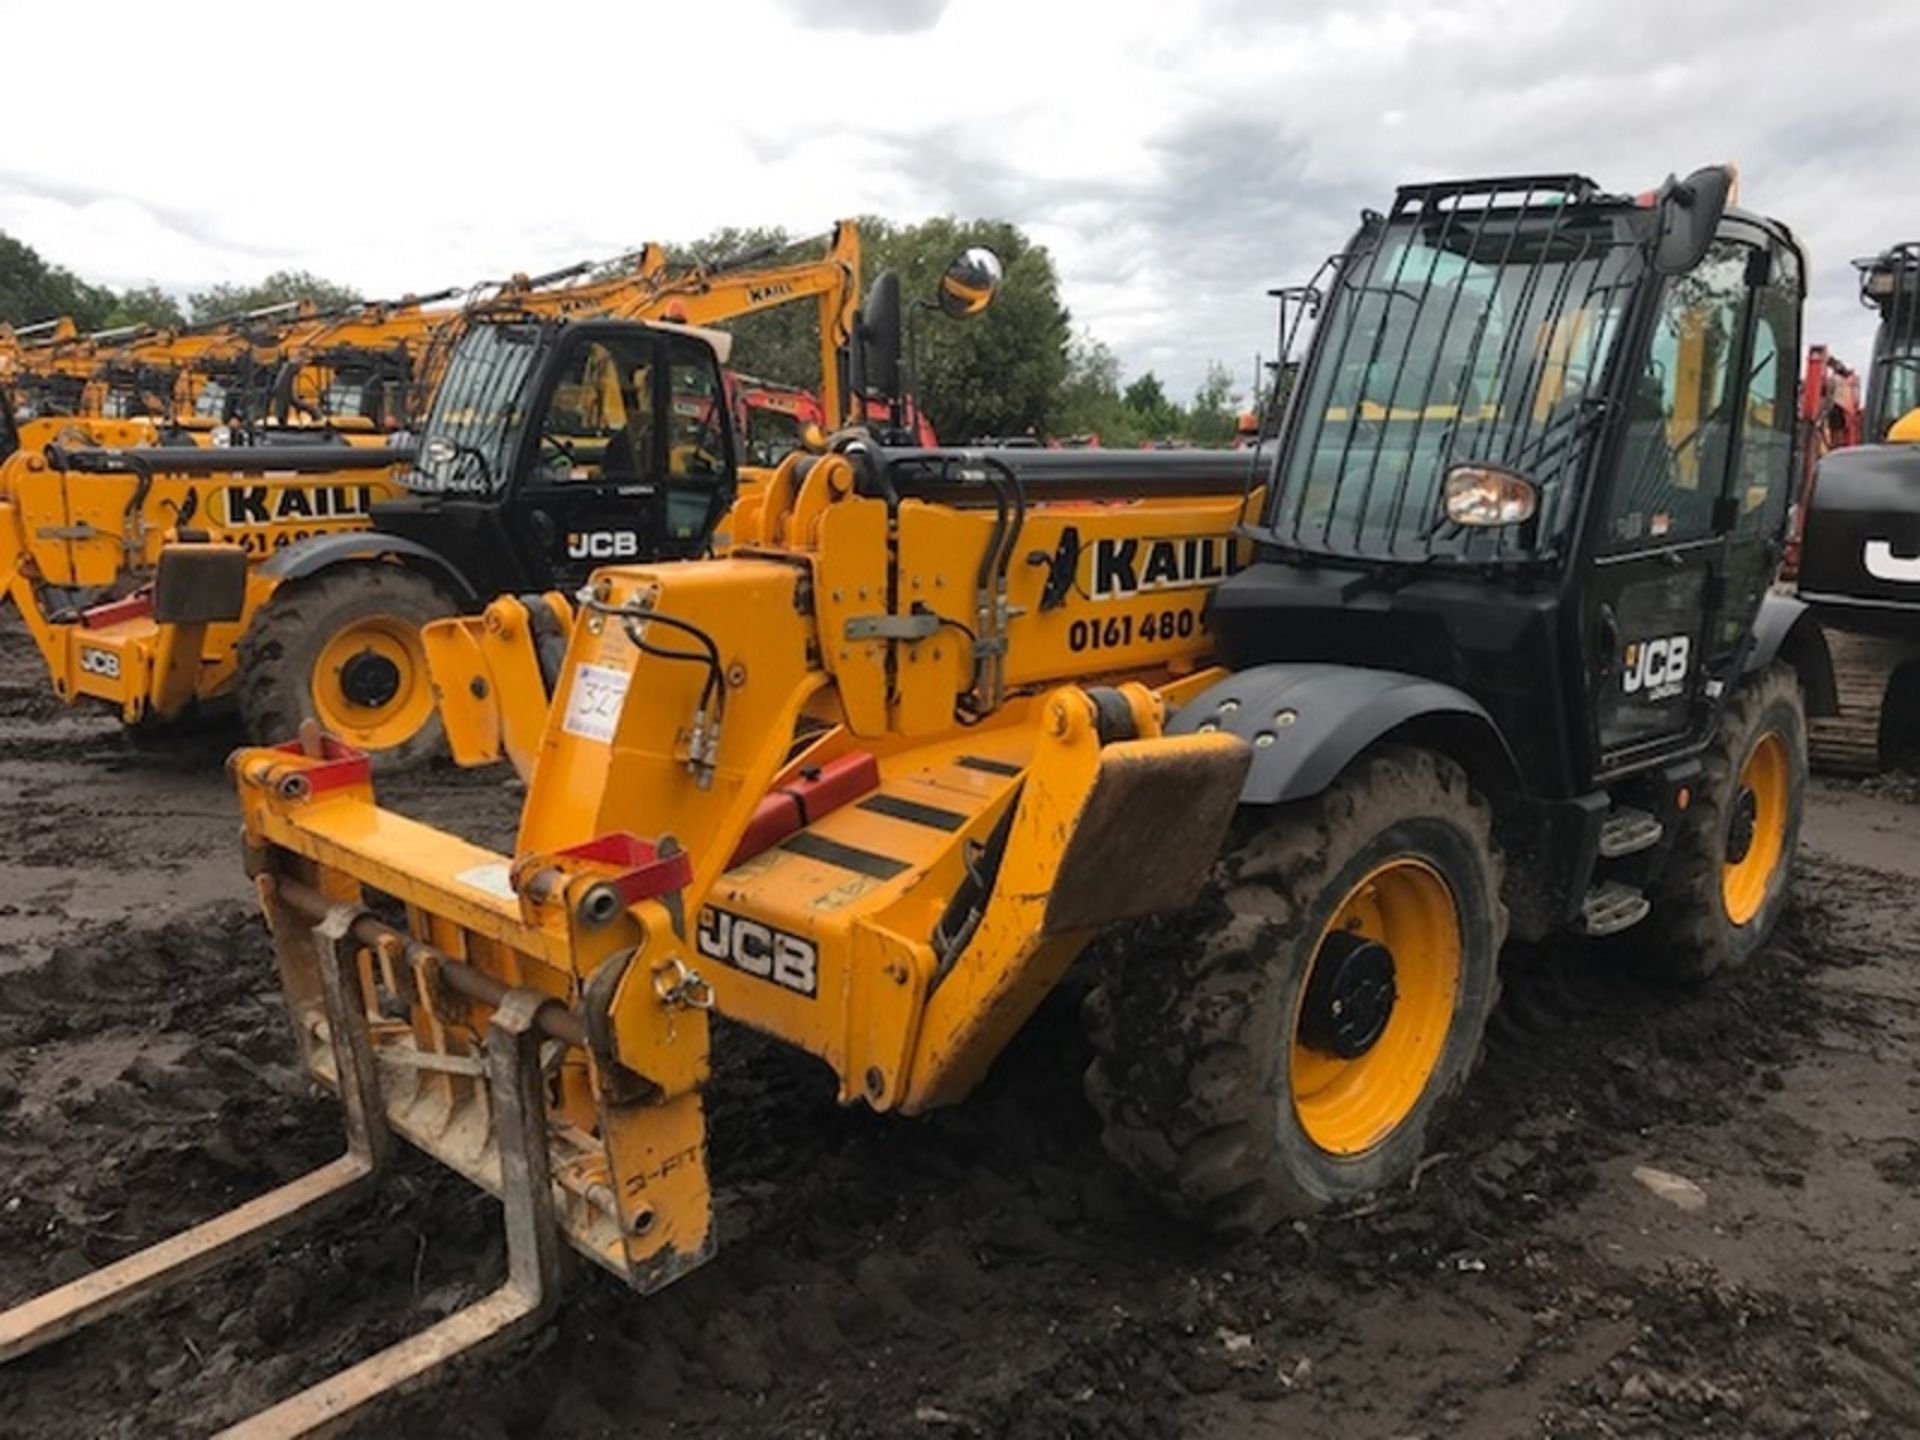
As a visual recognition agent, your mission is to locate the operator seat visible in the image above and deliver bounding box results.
[601,406,653,481]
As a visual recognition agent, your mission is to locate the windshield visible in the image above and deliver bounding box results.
[1270,194,1647,562]
[1872,336,1920,439]
[407,322,543,493]
[193,379,229,419]
[744,402,804,465]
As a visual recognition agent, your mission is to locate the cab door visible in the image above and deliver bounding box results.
[1581,238,1762,769]
[510,329,735,590]
[511,328,671,591]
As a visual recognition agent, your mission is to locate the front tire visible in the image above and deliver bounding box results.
[1085,746,1506,1233]
[237,564,457,772]
[1633,662,1806,981]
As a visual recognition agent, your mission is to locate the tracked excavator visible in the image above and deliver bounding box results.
[1793,243,1920,771]
[0,167,1831,1437]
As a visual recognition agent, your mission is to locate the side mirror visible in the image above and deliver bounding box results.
[858,271,904,407]
[936,247,1004,319]
[1651,165,1735,275]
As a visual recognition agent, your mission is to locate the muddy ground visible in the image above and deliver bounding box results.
[0,616,1917,1439]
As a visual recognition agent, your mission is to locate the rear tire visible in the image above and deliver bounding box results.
[1631,662,1806,982]
[1085,746,1506,1233]
[237,564,457,773]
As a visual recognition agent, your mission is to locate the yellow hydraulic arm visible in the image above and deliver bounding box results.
[613,222,862,427]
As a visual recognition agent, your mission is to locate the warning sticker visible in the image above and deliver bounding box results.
[454,861,517,902]
[561,662,632,743]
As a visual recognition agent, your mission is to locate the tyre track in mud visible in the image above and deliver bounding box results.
[1,612,1917,1438]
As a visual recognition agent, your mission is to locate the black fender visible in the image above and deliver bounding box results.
[257,531,482,607]
[1746,592,1838,717]
[1167,663,1519,805]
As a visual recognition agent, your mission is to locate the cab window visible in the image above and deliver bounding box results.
[194,379,230,419]
[1733,255,1798,538]
[1718,248,1801,653]
[667,347,727,480]
[663,338,731,542]
[534,334,660,485]
[745,404,804,466]
[1602,241,1749,551]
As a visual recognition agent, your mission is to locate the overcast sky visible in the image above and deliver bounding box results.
[1,0,1911,401]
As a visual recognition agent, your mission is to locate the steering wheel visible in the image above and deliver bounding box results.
[671,442,722,477]
[539,434,577,469]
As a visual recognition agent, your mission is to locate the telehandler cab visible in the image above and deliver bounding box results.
[0,168,1833,1435]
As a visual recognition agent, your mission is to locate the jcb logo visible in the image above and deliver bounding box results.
[1623,634,1690,701]
[695,907,817,997]
[1865,539,1920,585]
[566,531,639,560]
[78,647,121,680]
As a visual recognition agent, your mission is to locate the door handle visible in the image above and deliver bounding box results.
[1594,604,1620,671]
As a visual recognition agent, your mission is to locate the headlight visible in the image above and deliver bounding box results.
[1444,464,1537,527]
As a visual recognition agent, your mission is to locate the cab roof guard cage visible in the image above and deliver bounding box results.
[1259,174,1646,567]
[1394,173,1606,217]
[1855,243,1920,313]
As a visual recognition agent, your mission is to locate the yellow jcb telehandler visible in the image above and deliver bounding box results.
[0,168,1835,1436]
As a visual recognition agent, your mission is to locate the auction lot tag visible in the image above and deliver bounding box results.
[562,662,632,743]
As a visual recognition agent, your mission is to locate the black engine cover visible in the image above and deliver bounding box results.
[1799,444,1920,623]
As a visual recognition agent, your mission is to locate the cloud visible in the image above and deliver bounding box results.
[778,0,947,33]
[0,0,1911,397]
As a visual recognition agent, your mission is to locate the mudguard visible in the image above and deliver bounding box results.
[1166,663,1517,805]
[1746,591,1838,717]
[257,530,482,606]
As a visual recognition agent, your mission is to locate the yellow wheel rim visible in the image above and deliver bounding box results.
[1290,859,1462,1156]
[1722,730,1789,927]
[310,615,434,752]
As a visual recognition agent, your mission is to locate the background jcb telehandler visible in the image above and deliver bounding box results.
[9,300,323,431]
[0,225,893,762]
[3,250,671,435]
[0,167,1834,1435]
[1791,242,1920,772]
[214,237,988,767]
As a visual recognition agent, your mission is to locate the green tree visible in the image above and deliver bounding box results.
[859,215,1070,442]
[188,269,361,322]
[100,283,186,330]
[0,231,117,329]
[1185,361,1241,445]
[1053,336,1147,446]
[1122,370,1180,439]
[660,217,1070,441]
